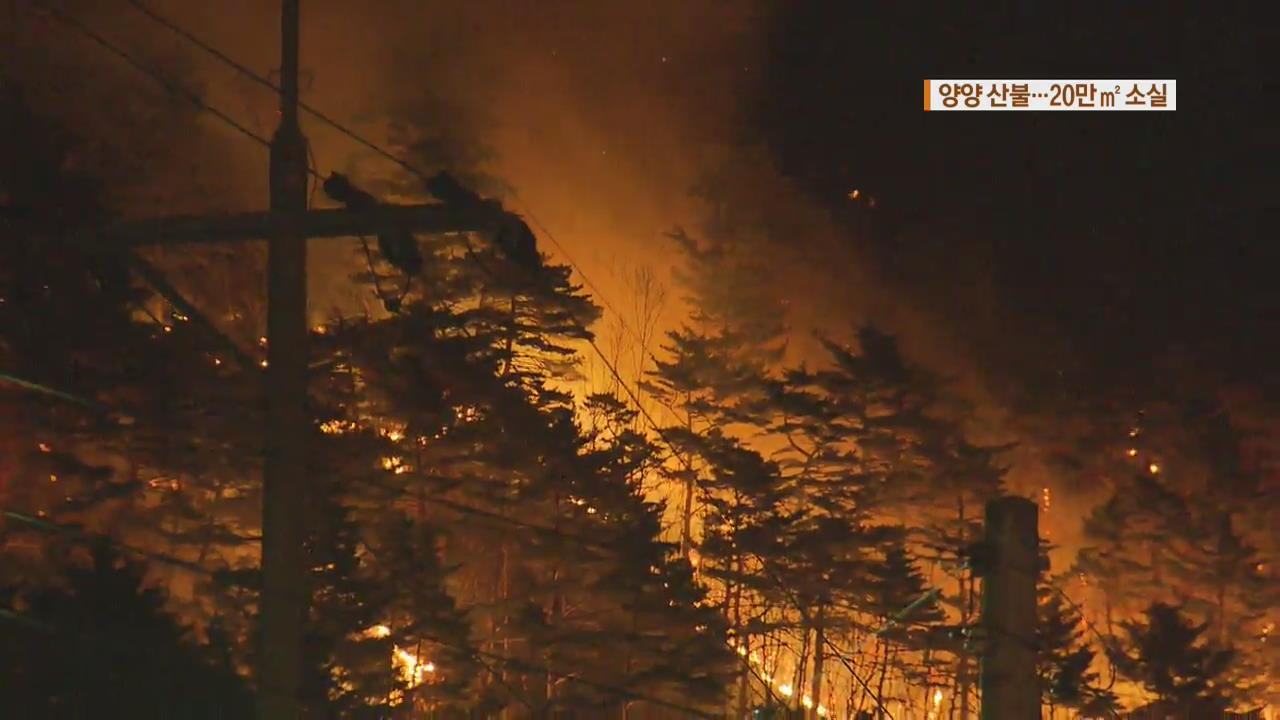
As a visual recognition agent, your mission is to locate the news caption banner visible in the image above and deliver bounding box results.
[924,80,1176,111]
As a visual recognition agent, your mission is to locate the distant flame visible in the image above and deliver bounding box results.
[363,625,435,686]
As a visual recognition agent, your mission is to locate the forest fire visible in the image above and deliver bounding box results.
[0,0,1270,718]
[363,625,437,687]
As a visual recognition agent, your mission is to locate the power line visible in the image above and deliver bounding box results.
[29,8,729,713]
[119,0,673,399]
[936,556,1125,693]
[0,372,107,411]
[111,0,686,452]
[40,2,329,188]
[126,0,644,345]
[58,0,675,447]
[6,489,731,713]
[38,5,269,152]
[2,504,721,716]
[3,508,224,577]
[46,6,877,713]
[752,553,896,720]
[398,628,728,718]
[120,0,424,188]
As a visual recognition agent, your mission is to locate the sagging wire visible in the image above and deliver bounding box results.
[750,553,895,720]
[938,554,1123,693]
[2,508,221,578]
[0,372,102,410]
[356,234,412,315]
[873,587,943,637]
[37,5,837,713]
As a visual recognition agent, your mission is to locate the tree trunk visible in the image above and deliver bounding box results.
[1217,581,1227,644]
[679,396,695,556]
[809,608,825,720]
[958,549,975,720]
[622,594,639,720]
[736,640,751,720]
[853,632,872,717]
[794,621,811,714]
[734,556,750,719]
[874,639,890,716]
[502,294,517,377]
[545,496,563,712]
[499,544,511,720]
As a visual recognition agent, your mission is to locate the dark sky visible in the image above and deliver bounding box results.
[751,1,1271,398]
[6,0,1269,407]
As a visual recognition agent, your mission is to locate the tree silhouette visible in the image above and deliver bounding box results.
[1113,601,1236,713]
[0,541,252,718]
[1036,582,1117,717]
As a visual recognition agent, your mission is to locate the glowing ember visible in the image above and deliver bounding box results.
[363,626,435,686]
[381,456,410,474]
[320,419,358,435]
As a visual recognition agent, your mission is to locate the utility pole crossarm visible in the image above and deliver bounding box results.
[66,202,508,249]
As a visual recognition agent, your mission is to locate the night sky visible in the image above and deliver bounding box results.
[752,1,1270,398]
[4,0,1270,405]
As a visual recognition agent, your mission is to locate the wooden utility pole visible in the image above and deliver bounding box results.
[39,1,526,716]
[978,496,1040,720]
[258,0,309,716]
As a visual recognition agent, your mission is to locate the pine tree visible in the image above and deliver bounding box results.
[1,88,266,615]
[377,516,476,712]
[770,328,1003,716]
[863,536,945,713]
[1071,400,1280,710]
[299,478,401,716]
[1113,601,1237,713]
[676,427,797,712]
[306,205,739,715]
[644,225,788,554]
[1075,490,1158,634]
[1166,511,1277,707]
[0,540,252,718]
[1036,578,1117,717]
